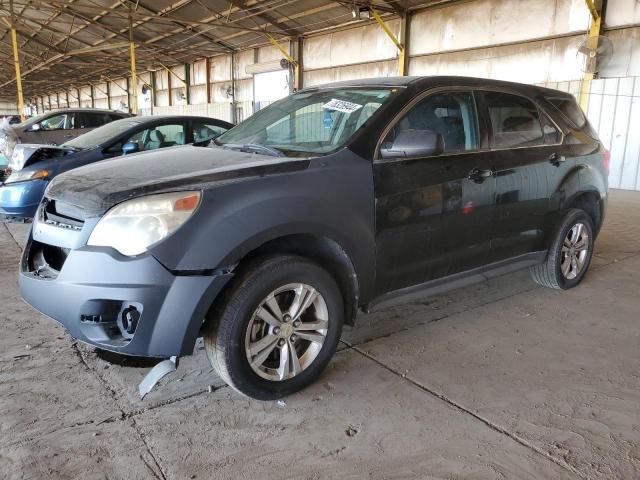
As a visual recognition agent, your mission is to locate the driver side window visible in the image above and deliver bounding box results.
[38,113,74,131]
[123,123,186,152]
[383,91,479,154]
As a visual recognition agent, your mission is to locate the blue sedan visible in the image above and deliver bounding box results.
[0,115,232,218]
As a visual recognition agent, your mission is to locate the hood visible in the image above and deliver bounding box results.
[46,145,309,216]
[9,143,78,171]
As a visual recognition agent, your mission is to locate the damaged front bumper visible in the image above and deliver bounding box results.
[19,216,233,358]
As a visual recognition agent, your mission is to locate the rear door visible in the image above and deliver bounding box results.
[373,90,494,294]
[478,90,567,262]
[73,112,110,139]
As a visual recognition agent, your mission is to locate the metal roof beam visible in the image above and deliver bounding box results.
[135,0,235,52]
[227,0,303,37]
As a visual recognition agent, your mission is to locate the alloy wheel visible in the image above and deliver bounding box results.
[561,222,590,280]
[244,283,329,381]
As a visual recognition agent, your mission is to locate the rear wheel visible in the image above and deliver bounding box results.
[530,208,595,289]
[204,255,343,400]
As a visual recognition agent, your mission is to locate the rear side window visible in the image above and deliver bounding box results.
[76,112,109,129]
[124,123,186,151]
[484,92,544,148]
[546,97,587,129]
[193,122,228,143]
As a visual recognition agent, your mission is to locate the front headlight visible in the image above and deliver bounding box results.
[4,169,50,184]
[87,191,201,256]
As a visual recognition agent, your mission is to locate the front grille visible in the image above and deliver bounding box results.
[0,167,9,183]
[41,198,85,231]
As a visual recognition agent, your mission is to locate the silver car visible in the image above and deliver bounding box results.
[0,109,132,164]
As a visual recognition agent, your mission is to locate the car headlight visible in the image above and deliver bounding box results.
[4,169,50,184]
[87,191,201,256]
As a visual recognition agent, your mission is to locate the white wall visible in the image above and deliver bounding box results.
[407,0,640,84]
[409,36,586,84]
[410,0,589,56]
[0,101,17,115]
[605,0,640,27]
[304,19,401,87]
[601,27,640,77]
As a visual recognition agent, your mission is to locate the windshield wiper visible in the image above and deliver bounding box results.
[221,143,285,157]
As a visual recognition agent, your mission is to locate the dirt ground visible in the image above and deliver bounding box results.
[1,190,639,480]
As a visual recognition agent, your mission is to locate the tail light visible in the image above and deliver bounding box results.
[602,148,610,176]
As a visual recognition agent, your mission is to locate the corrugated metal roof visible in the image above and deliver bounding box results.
[0,0,448,99]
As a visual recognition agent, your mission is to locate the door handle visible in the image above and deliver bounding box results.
[468,167,493,182]
[549,153,566,165]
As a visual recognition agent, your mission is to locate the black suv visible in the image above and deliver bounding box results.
[20,76,608,400]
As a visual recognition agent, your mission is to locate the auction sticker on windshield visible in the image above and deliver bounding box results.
[323,98,363,114]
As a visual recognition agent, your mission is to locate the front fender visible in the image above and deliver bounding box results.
[149,152,377,301]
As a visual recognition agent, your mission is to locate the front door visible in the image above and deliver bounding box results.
[22,112,75,145]
[373,90,494,295]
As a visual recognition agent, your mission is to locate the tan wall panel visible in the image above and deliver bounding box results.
[211,54,232,82]
[304,60,398,87]
[605,0,640,27]
[410,0,590,57]
[409,35,586,84]
[304,20,400,70]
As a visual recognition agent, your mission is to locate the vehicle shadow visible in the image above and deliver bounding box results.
[342,269,536,348]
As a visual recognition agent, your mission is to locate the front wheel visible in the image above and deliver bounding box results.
[204,255,344,400]
[530,208,595,289]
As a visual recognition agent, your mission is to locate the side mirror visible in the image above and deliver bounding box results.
[380,129,444,159]
[29,123,41,132]
[121,142,139,155]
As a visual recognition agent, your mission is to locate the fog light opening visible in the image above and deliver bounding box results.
[119,305,141,338]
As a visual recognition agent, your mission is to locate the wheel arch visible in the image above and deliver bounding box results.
[564,189,604,233]
[204,231,363,331]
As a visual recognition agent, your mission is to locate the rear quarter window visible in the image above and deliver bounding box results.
[545,96,598,139]
[546,97,587,128]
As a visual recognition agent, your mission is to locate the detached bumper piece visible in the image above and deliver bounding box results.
[20,230,233,358]
[139,356,178,399]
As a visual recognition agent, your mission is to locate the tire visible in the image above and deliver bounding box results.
[203,255,344,400]
[530,208,595,290]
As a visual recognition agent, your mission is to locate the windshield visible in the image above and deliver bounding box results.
[17,111,54,128]
[64,119,140,149]
[216,88,396,156]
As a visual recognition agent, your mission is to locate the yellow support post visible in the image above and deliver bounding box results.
[580,0,603,110]
[371,8,405,76]
[9,0,25,121]
[129,10,138,115]
[11,28,25,121]
[266,33,300,91]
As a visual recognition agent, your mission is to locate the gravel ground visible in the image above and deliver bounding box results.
[1,189,639,479]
